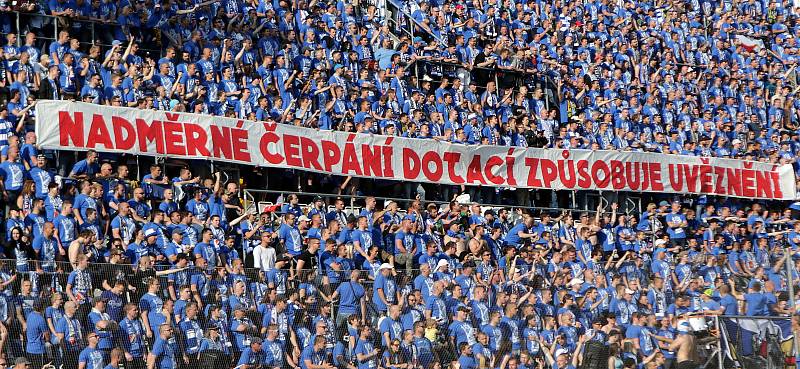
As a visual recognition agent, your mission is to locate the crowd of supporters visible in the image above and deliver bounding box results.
[0,0,796,368]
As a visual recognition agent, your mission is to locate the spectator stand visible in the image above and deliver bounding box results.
[6,11,163,63]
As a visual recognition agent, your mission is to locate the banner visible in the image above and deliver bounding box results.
[35,101,798,200]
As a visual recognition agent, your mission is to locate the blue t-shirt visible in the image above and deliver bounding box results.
[70,159,99,178]
[151,337,178,369]
[0,161,25,191]
[372,273,397,312]
[238,347,267,367]
[78,346,106,369]
[355,339,378,369]
[335,281,364,314]
[301,345,327,369]
[26,311,48,354]
[56,316,85,352]
[279,223,303,255]
[745,292,769,316]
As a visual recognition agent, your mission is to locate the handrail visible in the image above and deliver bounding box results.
[717,314,792,320]
[243,188,599,215]
[384,0,447,45]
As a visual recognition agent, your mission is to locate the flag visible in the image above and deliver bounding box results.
[736,35,765,52]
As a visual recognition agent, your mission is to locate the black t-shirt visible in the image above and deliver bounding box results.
[296,250,319,272]
[473,52,493,86]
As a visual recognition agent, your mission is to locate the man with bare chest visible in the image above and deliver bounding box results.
[651,320,717,369]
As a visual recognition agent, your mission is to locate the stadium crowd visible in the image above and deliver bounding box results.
[0,0,796,368]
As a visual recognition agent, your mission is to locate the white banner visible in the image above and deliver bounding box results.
[35,100,797,200]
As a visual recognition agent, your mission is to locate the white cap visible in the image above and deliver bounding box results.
[654,239,667,247]
[568,278,584,287]
[384,200,396,208]
[436,259,450,269]
[625,288,636,295]
[298,215,311,222]
[554,348,569,358]
[379,263,393,271]
[732,138,742,145]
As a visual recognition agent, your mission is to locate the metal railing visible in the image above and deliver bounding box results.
[385,0,447,46]
[242,188,598,221]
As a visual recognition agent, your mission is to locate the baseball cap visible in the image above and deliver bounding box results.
[567,278,584,287]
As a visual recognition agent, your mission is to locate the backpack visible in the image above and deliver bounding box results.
[580,340,610,369]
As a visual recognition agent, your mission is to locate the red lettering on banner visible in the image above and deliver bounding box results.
[755,171,772,199]
[86,114,113,149]
[505,150,517,186]
[699,164,713,193]
[540,159,557,187]
[610,160,624,190]
[726,168,741,196]
[771,171,783,199]
[485,156,504,185]
[321,140,341,172]
[259,132,283,165]
[162,122,186,156]
[341,137,362,176]
[361,144,382,177]
[714,166,726,195]
[59,111,84,147]
[38,103,798,200]
[626,162,641,191]
[184,123,210,157]
[649,164,664,191]
[668,164,682,191]
[443,152,464,184]
[284,135,302,168]
[231,128,250,162]
[112,116,135,150]
[300,137,322,171]
[136,119,164,154]
[210,125,232,159]
[576,160,590,188]
[591,161,610,188]
[742,169,756,198]
[466,155,485,185]
[525,158,542,187]
[422,151,443,181]
[558,160,576,188]
[403,148,420,179]
[382,145,395,177]
[684,164,699,193]
[641,163,650,190]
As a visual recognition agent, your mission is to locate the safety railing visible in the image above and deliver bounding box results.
[242,188,598,223]
[385,0,448,46]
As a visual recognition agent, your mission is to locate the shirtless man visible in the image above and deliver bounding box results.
[651,320,717,369]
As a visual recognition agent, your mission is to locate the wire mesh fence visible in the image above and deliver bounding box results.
[0,257,466,369]
[716,315,795,369]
